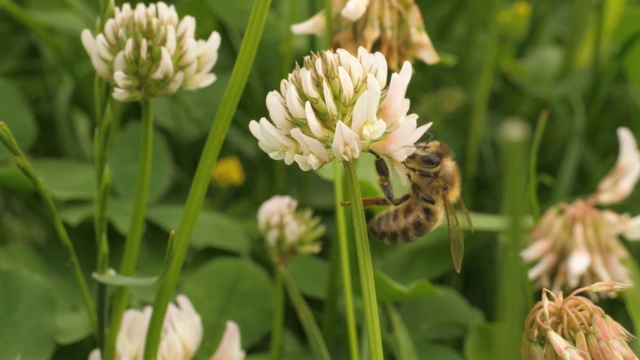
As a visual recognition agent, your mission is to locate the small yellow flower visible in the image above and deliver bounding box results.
[211,156,245,188]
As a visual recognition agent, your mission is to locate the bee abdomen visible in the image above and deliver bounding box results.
[368,202,436,244]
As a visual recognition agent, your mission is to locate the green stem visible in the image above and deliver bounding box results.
[280,264,331,360]
[323,0,333,47]
[104,99,154,360]
[465,0,500,180]
[269,267,285,360]
[496,119,533,359]
[528,110,548,221]
[94,103,113,348]
[0,122,98,334]
[385,304,419,360]
[332,161,359,359]
[143,1,271,358]
[343,160,383,359]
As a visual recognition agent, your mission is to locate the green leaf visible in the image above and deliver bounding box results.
[27,9,86,36]
[622,256,640,345]
[182,258,273,357]
[398,287,484,342]
[0,165,34,192]
[153,74,230,142]
[92,272,158,287]
[0,269,56,360]
[375,271,438,303]
[386,304,420,360]
[0,77,38,160]
[464,322,500,360]
[111,122,173,204]
[285,255,329,300]
[146,204,250,254]
[31,158,95,200]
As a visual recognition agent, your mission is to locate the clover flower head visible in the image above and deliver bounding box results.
[257,195,325,262]
[249,47,431,171]
[81,1,221,101]
[522,127,640,293]
[291,0,440,71]
[521,283,637,360]
[87,295,244,360]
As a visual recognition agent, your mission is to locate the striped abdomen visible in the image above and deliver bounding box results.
[368,200,440,244]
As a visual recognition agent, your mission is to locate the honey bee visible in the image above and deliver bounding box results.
[364,141,473,273]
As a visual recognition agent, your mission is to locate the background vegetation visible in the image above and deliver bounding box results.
[0,0,639,358]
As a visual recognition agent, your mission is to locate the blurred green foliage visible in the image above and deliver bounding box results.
[1,0,640,358]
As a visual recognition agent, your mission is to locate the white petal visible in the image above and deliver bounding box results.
[300,68,320,98]
[527,253,558,280]
[596,127,640,204]
[80,29,96,57]
[210,321,245,360]
[332,121,362,161]
[520,238,553,262]
[285,85,306,119]
[152,47,174,79]
[266,91,293,131]
[338,66,354,103]
[290,11,326,36]
[305,102,327,139]
[340,0,369,21]
[621,214,640,240]
[88,349,102,360]
[380,61,412,126]
[165,25,177,54]
[322,80,338,117]
[566,247,591,287]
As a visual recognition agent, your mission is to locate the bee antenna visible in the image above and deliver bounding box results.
[425,130,434,143]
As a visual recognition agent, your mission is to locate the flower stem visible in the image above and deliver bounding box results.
[142,1,271,358]
[0,122,98,334]
[496,119,533,359]
[528,110,548,221]
[103,99,154,360]
[269,266,285,360]
[280,264,331,360]
[332,161,360,359]
[343,160,384,359]
[94,102,113,348]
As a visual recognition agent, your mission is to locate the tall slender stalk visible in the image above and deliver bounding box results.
[143,1,271,358]
[332,161,360,359]
[343,160,383,359]
[104,99,155,360]
[496,119,533,359]
[0,122,98,334]
[528,110,548,221]
[280,264,331,360]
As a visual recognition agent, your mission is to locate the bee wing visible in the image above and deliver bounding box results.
[443,194,464,273]
[459,198,474,233]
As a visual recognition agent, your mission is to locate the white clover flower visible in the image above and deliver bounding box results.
[522,127,640,293]
[291,0,439,71]
[257,195,325,262]
[594,127,640,205]
[210,321,245,360]
[81,1,221,101]
[249,47,431,171]
[88,295,244,360]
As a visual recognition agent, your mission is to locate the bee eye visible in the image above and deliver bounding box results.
[420,154,442,167]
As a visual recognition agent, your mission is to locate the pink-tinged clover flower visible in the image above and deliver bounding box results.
[521,282,637,359]
[522,127,640,293]
[257,195,325,263]
[249,47,431,171]
[88,296,244,360]
[81,1,221,101]
[291,0,439,71]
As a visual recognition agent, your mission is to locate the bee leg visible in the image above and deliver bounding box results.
[363,194,410,208]
[370,150,406,205]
